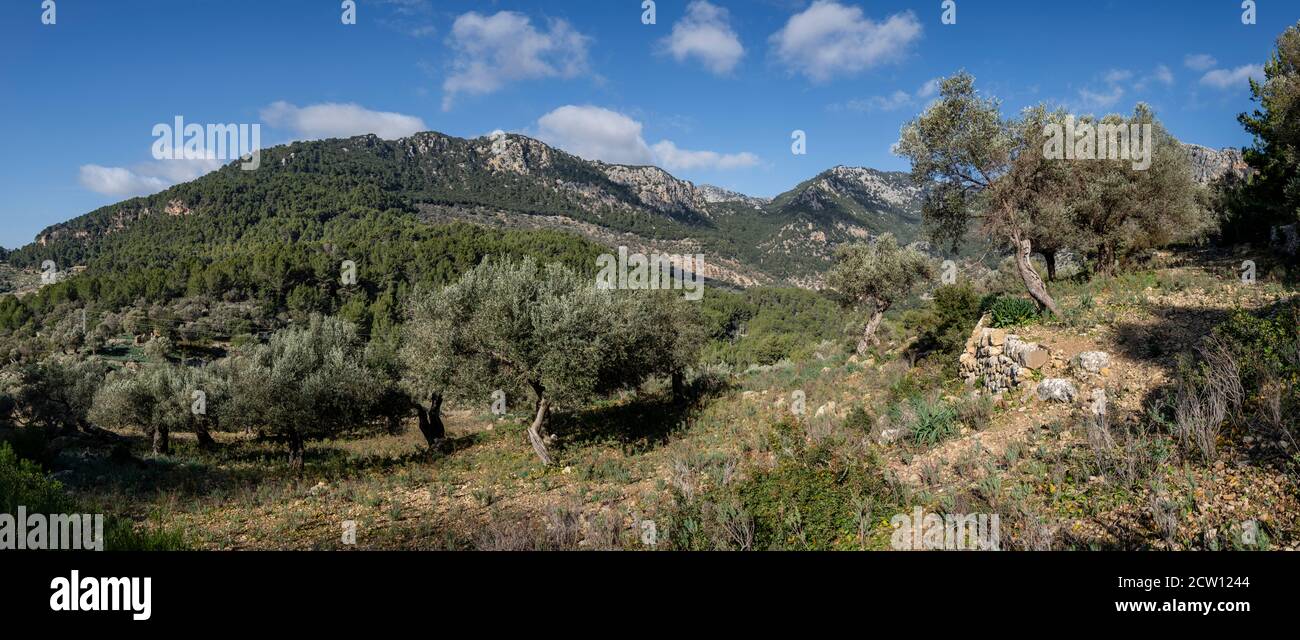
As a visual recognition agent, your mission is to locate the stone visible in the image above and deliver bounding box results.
[877,428,903,445]
[1037,379,1078,403]
[1088,389,1107,417]
[1073,351,1110,374]
[1021,349,1050,369]
[989,329,1007,346]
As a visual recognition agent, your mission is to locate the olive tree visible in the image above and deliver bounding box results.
[13,358,109,437]
[896,73,1063,315]
[224,315,383,469]
[898,73,1206,310]
[825,233,933,354]
[1063,107,1207,272]
[402,257,702,465]
[89,363,228,454]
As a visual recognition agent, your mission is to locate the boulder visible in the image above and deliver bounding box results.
[1073,351,1110,374]
[1037,379,1078,403]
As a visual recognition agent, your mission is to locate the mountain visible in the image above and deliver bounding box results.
[762,166,924,263]
[696,184,771,207]
[13,130,1246,297]
[14,131,927,289]
[1182,143,1251,184]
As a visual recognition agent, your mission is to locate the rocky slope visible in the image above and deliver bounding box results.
[1182,143,1251,184]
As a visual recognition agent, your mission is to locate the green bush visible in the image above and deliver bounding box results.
[0,442,77,516]
[0,442,187,550]
[1210,299,1300,436]
[842,405,874,432]
[737,460,863,550]
[905,284,983,364]
[987,296,1040,328]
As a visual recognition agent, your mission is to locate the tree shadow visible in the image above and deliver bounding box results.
[52,428,483,499]
[1109,304,1235,376]
[551,375,733,454]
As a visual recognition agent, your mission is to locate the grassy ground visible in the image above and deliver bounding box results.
[48,248,1300,550]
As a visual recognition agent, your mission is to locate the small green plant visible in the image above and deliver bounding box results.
[907,396,959,447]
[987,296,1040,328]
[842,405,874,432]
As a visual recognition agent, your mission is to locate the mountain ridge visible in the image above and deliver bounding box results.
[14,132,1240,288]
[17,131,926,287]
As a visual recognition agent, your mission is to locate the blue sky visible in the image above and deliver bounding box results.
[0,0,1290,249]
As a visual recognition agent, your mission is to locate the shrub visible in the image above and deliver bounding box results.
[0,443,187,550]
[907,284,983,361]
[904,395,959,447]
[0,442,77,516]
[842,405,874,432]
[987,296,1040,328]
[737,460,862,550]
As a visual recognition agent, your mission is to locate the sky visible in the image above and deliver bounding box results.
[0,0,1291,249]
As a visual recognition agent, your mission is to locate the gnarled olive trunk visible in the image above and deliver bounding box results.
[1041,248,1058,282]
[151,426,170,455]
[527,385,553,466]
[195,426,216,451]
[287,429,304,471]
[671,370,686,403]
[1014,238,1061,317]
[415,392,446,447]
[855,300,886,356]
[195,415,217,451]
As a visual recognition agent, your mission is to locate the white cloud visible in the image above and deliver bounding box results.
[1184,53,1218,71]
[1076,86,1125,111]
[1072,66,1178,112]
[535,105,758,172]
[660,1,745,75]
[916,78,942,99]
[1133,64,1175,91]
[651,140,759,171]
[78,165,167,198]
[79,158,223,198]
[1200,64,1265,90]
[831,90,912,113]
[442,11,591,111]
[832,79,941,113]
[261,101,426,140]
[537,105,655,165]
[770,1,921,83]
[1103,69,1134,84]
[1152,64,1174,86]
[375,0,436,38]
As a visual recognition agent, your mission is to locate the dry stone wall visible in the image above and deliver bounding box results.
[959,315,1051,393]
